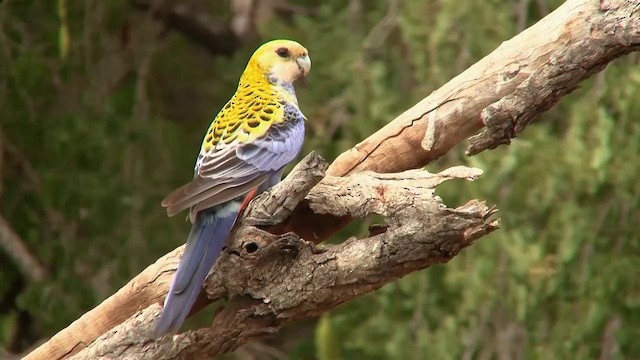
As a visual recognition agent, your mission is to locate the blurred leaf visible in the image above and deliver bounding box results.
[316,314,342,360]
[57,0,70,60]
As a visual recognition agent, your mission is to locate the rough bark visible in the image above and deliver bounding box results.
[25,0,640,359]
[327,0,640,176]
[282,0,640,243]
[68,154,496,360]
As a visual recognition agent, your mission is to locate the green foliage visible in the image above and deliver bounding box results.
[1,0,638,358]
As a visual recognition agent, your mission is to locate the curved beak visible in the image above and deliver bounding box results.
[296,55,311,77]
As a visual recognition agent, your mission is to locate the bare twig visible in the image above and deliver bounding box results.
[362,0,399,51]
[132,0,240,56]
[599,315,622,360]
[0,214,49,282]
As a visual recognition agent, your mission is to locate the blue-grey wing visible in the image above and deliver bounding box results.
[162,111,305,219]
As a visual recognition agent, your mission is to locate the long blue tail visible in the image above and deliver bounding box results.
[153,201,240,337]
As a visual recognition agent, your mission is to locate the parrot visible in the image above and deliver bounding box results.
[153,39,311,337]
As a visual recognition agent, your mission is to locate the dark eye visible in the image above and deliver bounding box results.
[276,47,290,58]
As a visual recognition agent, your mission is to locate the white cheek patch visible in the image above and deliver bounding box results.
[270,62,298,83]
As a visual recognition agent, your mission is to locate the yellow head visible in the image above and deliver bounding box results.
[246,39,311,84]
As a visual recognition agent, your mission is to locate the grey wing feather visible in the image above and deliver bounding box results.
[162,113,305,221]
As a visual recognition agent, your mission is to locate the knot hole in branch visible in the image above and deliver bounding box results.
[244,242,259,253]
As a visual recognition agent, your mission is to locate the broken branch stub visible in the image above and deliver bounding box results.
[243,151,328,227]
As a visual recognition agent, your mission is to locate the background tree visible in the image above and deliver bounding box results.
[1,0,639,359]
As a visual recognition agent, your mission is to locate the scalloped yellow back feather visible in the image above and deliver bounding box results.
[200,40,309,152]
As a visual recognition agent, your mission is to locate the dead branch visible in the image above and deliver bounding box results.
[26,0,640,359]
[281,0,640,243]
[326,0,640,176]
[24,153,327,360]
[0,214,49,282]
[132,0,318,54]
[132,0,240,56]
[68,154,496,359]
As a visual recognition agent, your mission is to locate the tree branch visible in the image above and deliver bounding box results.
[0,214,49,282]
[326,0,640,176]
[466,0,640,155]
[68,154,496,359]
[280,0,640,243]
[26,0,640,359]
[131,0,318,55]
[132,0,240,56]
